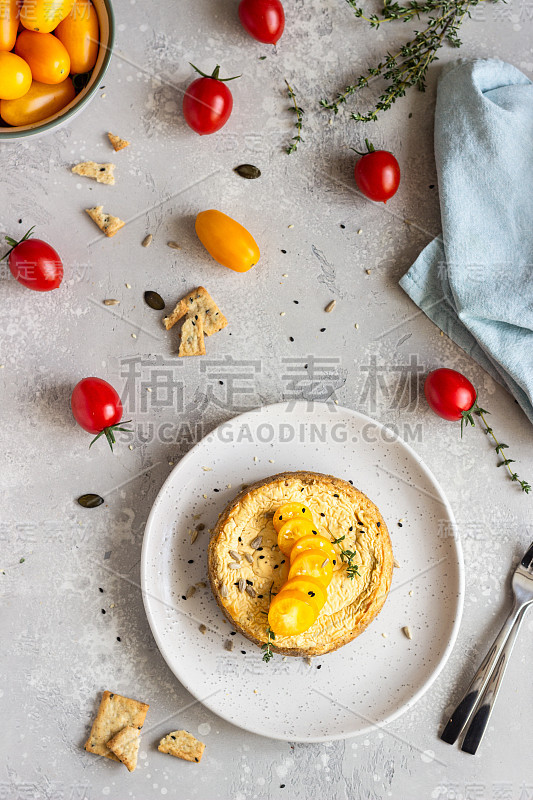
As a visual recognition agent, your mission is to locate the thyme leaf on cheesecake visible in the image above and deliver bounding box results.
[321,0,500,122]
[332,536,361,579]
[261,627,275,663]
[285,80,304,154]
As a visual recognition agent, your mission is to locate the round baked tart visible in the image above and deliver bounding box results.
[208,471,394,657]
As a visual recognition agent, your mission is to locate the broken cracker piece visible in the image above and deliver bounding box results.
[158,730,205,763]
[108,132,130,152]
[163,286,227,337]
[72,161,116,185]
[85,206,125,238]
[84,690,149,762]
[106,725,140,772]
[178,316,206,357]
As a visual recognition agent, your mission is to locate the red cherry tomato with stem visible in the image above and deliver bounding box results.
[353,139,400,203]
[182,63,240,135]
[71,377,131,450]
[3,226,63,291]
[424,368,477,424]
[238,0,285,44]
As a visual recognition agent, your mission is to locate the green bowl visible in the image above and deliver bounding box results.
[0,0,115,140]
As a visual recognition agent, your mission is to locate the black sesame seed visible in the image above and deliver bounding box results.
[320,328,326,332]
[101,609,106,614]
[429,184,435,189]
[312,530,318,535]
[376,522,381,527]
[219,380,224,385]
[99,587,104,593]
[333,493,339,498]
[188,559,194,564]
[317,664,322,669]
[258,547,264,551]
[181,595,186,600]
[289,336,294,342]
[238,536,242,542]
[302,508,306,513]
[349,480,353,485]
[18,219,22,224]
[281,249,287,254]
[280,785,286,789]
[281,559,285,564]
[246,580,253,586]
[273,564,279,569]
[116,636,121,642]
[320,513,325,517]
[398,522,403,528]
[258,594,263,598]
[293,300,299,304]
[349,526,353,531]
[241,650,246,655]
[340,224,345,229]
[333,560,336,565]
[230,631,236,635]
[214,488,220,492]
[259,555,265,559]
[308,591,315,597]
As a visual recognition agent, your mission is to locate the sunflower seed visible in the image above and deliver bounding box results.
[220,584,228,598]
[224,639,234,651]
[244,553,254,564]
[393,557,401,568]
[142,234,153,248]
[238,578,245,593]
[245,585,257,598]
[234,163,261,180]
[103,298,119,306]
[144,290,165,310]
[321,557,330,568]
[190,529,199,544]
[77,493,104,508]
[167,240,181,249]
[229,550,241,562]
[199,624,207,634]
[325,300,336,313]
[402,625,413,640]
[250,535,262,549]
[196,581,206,589]
[185,585,196,599]
[228,562,241,570]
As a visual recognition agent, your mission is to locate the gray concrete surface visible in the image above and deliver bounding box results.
[2,0,533,797]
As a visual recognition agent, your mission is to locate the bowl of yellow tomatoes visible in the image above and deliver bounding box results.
[0,0,114,139]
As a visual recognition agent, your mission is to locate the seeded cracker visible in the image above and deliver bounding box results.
[163,286,227,336]
[85,206,125,238]
[84,690,149,761]
[158,730,205,763]
[178,316,206,357]
[72,161,116,185]
[106,725,140,772]
[108,132,130,151]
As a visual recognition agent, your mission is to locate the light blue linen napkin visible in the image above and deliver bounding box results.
[399,58,533,425]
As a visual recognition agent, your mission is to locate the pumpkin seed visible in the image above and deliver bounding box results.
[77,493,104,508]
[234,163,261,180]
[144,290,165,311]
[142,234,153,248]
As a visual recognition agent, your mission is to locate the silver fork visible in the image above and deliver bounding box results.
[441,540,533,754]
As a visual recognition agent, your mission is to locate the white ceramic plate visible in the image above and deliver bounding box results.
[141,402,464,742]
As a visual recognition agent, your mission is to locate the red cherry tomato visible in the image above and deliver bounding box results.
[5,227,63,292]
[354,139,400,203]
[71,377,131,450]
[238,0,285,44]
[424,369,477,421]
[182,64,239,135]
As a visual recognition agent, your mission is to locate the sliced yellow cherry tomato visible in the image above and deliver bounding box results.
[268,589,318,636]
[195,209,260,273]
[280,576,328,613]
[290,534,336,565]
[288,548,333,587]
[0,51,32,100]
[0,0,20,52]
[55,0,99,74]
[1,76,75,125]
[272,502,313,534]
[20,0,74,32]
[15,31,70,85]
[277,517,318,557]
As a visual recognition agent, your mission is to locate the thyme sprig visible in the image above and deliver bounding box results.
[321,0,494,122]
[261,626,275,662]
[332,535,361,579]
[285,79,304,154]
[461,400,531,493]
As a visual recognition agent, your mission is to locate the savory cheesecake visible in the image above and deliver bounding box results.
[208,471,393,657]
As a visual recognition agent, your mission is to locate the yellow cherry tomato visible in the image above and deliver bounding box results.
[0,51,32,100]
[290,534,336,565]
[277,517,318,557]
[195,209,260,272]
[288,548,333,587]
[15,31,70,84]
[0,0,20,52]
[1,76,75,125]
[280,576,328,613]
[268,589,318,636]
[272,502,313,534]
[20,0,74,32]
[55,0,98,74]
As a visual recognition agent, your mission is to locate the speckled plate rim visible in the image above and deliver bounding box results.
[141,401,465,742]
